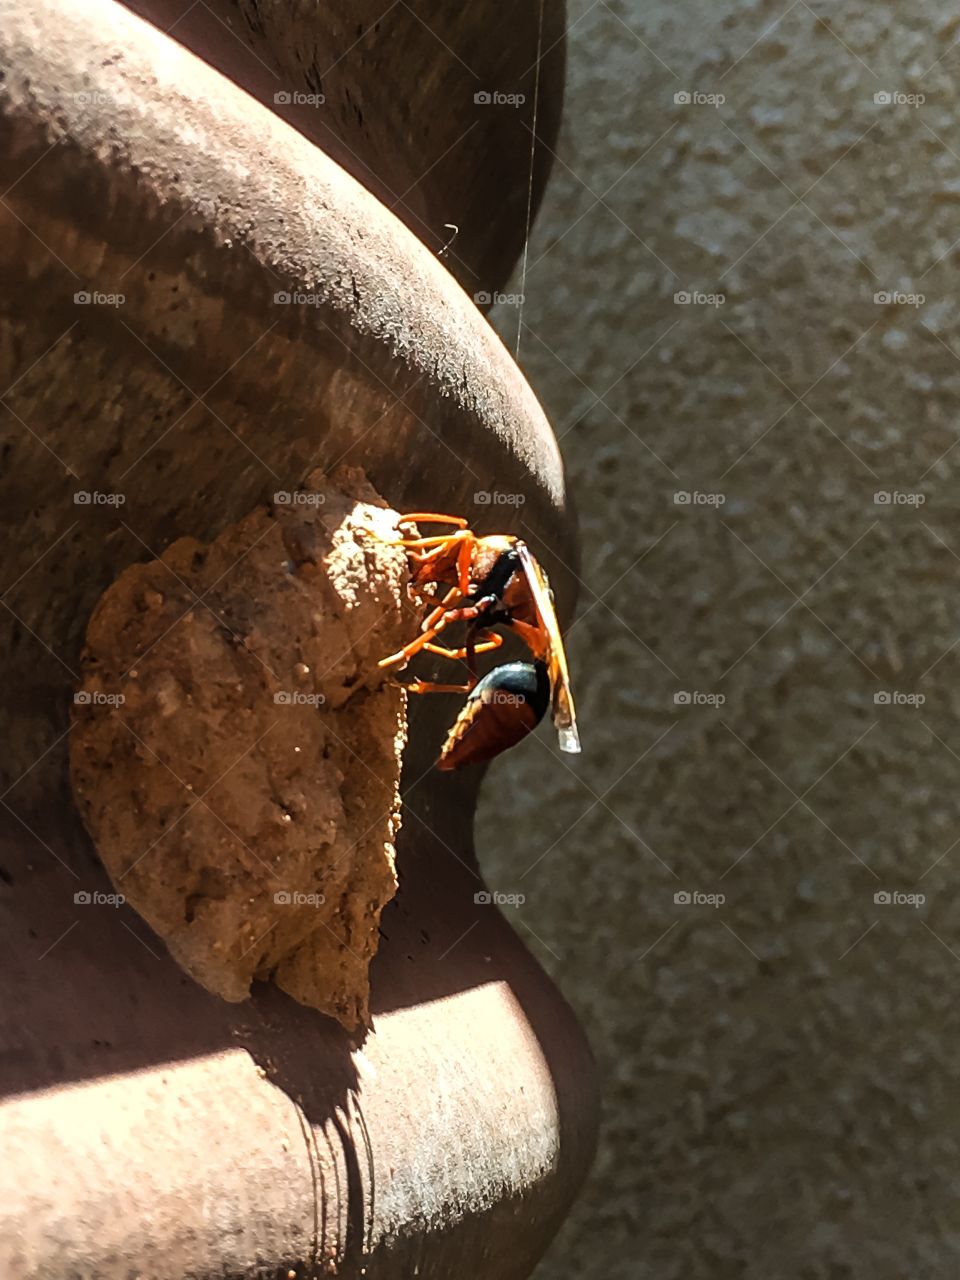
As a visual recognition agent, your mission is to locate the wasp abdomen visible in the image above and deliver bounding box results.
[437,661,550,770]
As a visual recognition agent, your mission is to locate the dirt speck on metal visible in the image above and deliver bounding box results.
[69,466,416,1030]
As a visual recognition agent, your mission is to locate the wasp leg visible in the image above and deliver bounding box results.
[378,618,456,668]
[422,585,466,632]
[359,527,471,552]
[378,599,496,669]
[466,622,488,686]
[401,677,476,694]
[427,600,495,629]
[417,536,487,631]
[397,513,470,529]
[379,634,437,668]
[389,533,471,550]
[507,616,548,661]
[406,531,475,558]
[456,533,474,597]
[422,633,503,662]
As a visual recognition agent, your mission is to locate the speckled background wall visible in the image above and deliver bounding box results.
[479,2,960,1276]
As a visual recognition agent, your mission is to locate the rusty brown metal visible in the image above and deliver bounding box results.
[121,0,567,298]
[122,0,570,302]
[0,0,597,1276]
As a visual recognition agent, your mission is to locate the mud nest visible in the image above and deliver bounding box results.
[70,467,417,1030]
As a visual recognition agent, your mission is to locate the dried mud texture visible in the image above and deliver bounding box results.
[69,467,414,1030]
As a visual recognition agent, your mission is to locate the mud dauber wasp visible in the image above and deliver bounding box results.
[369,514,580,769]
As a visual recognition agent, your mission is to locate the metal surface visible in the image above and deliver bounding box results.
[121,0,567,298]
[0,0,596,1276]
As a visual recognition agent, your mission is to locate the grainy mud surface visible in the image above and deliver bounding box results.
[70,467,415,1029]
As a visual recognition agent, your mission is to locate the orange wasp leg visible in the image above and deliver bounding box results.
[421,565,486,629]
[415,538,479,630]
[422,634,503,661]
[378,602,489,669]
[402,678,475,695]
[386,533,471,550]
[376,604,496,675]
[396,513,470,529]
[456,534,474,597]
[422,585,465,632]
[399,632,504,701]
[359,526,472,553]
[377,617,455,668]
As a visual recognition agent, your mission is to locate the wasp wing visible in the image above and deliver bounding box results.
[516,541,581,753]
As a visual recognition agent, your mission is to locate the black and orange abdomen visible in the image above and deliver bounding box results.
[437,661,550,770]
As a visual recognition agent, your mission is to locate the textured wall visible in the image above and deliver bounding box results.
[480,1,960,1276]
